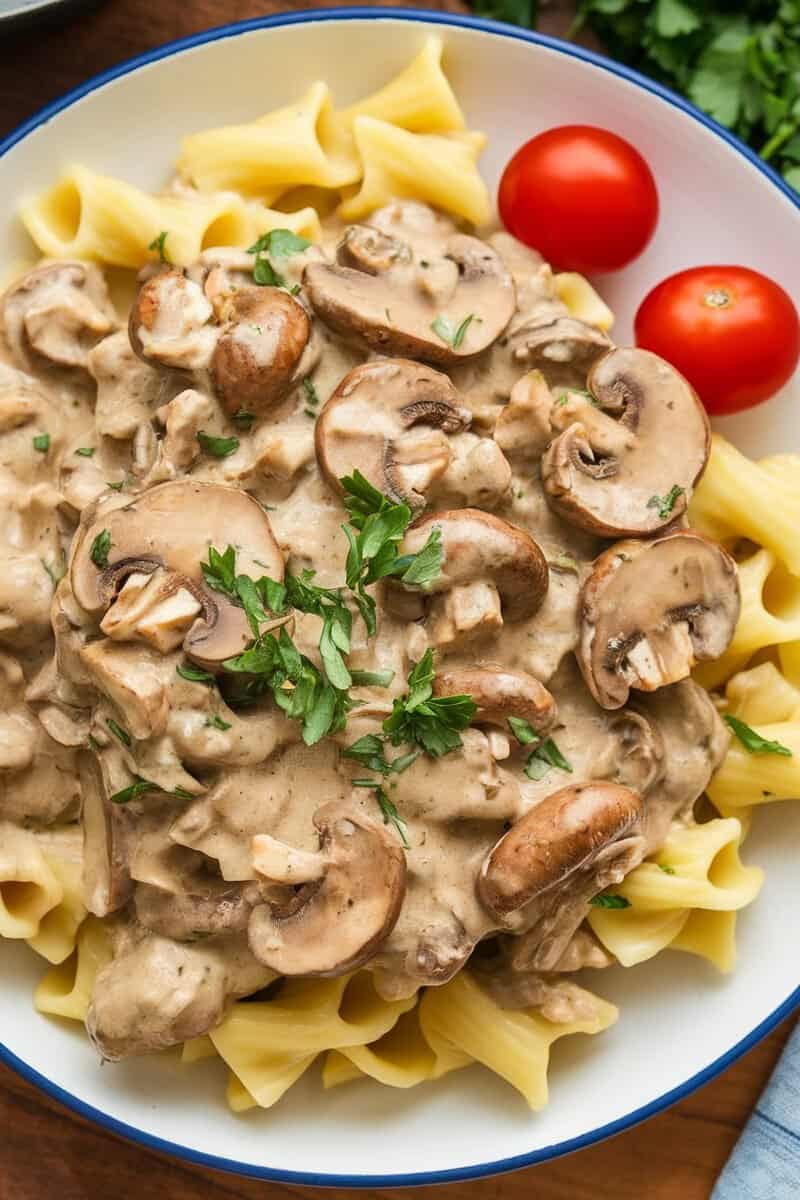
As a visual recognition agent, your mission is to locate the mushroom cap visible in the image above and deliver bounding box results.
[128,269,216,371]
[69,480,284,668]
[315,359,471,510]
[542,346,711,537]
[399,508,549,622]
[510,316,612,388]
[433,666,556,737]
[304,227,515,365]
[247,801,406,976]
[479,781,643,918]
[211,287,310,416]
[1,261,116,372]
[577,531,740,709]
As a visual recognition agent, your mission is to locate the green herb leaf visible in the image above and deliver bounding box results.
[724,714,793,757]
[375,785,410,849]
[107,718,131,747]
[148,231,170,264]
[87,734,101,751]
[177,662,216,685]
[197,431,240,459]
[508,716,539,745]
[201,545,237,597]
[548,553,579,575]
[302,378,320,408]
[524,736,573,780]
[349,669,394,687]
[207,713,232,731]
[90,529,111,569]
[75,446,95,457]
[41,558,65,587]
[647,484,684,519]
[430,313,474,349]
[248,229,311,259]
[382,650,477,758]
[658,863,677,875]
[33,433,50,453]
[106,480,125,492]
[590,894,631,910]
[110,777,157,805]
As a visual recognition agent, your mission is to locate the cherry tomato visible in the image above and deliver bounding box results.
[635,266,800,416]
[498,125,658,273]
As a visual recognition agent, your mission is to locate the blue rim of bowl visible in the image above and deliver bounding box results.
[0,7,798,1187]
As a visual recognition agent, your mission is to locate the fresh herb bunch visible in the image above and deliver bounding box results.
[471,0,800,191]
[383,649,478,758]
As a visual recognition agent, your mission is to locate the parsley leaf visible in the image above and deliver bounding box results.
[375,785,410,849]
[302,378,320,409]
[658,863,677,875]
[343,734,419,776]
[33,433,50,453]
[148,231,170,264]
[349,669,394,687]
[523,736,573,780]
[724,714,793,757]
[430,313,474,349]
[197,431,239,459]
[248,229,310,289]
[206,713,232,731]
[41,558,65,588]
[590,894,631,910]
[177,662,216,685]
[647,484,684,519]
[107,718,131,747]
[90,529,111,569]
[75,446,95,458]
[382,650,477,758]
[507,716,539,745]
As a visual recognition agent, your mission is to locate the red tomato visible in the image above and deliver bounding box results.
[635,266,800,416]
[498,125,658,273]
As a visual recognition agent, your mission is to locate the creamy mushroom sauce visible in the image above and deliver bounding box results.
[0,202,735,1059]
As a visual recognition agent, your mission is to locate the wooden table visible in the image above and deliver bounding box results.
[0,2,796,1197]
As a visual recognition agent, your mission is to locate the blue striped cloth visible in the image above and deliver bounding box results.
[712,1022,800,1199]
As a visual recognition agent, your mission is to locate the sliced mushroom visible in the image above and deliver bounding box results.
[305,224,515,365]
[0,261,116,372]
[542,347,711,537]
[315,359,471,509]
[211,287,310,416]
[69,480,285,669]
[509,316,612,389]
[79,751,136,917]
[134,876,258,941]
[433,667,556,739]
[479,781,643,919]
[129,269,217,371]
[248,801,406,976]
[493,370,554,460]
[578,532,740,709]
[390,509,548,647]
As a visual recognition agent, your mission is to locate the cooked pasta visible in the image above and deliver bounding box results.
[0,823,63,941]
[553,272,615,332]
[34,918,112,1023]
[588,819,764,971]
[26,828,86,964]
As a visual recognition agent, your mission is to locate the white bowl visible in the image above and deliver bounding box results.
[1,8,798,1186]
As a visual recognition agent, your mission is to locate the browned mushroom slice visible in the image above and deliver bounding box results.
[79,751,136,917]
[304,229,515,365]
[479,781,643,919]
[129,269,217,371]
[433,667,556,739]
[542,347,711,537]
[578,532,740,710]
[391,509,548,646]
[315,359,471,510]
[510,316,612,389]
[248,801,406,976]
[211,287,310,417]
[69,480,285,669]
[0,261,116,372]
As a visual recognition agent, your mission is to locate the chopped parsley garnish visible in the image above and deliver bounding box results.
[177,662,216,685]
[87,734,101,752]
[590,894,631,910]
[232,411,255,430]
[375,785,410,849]
[658,863,676,875]
[106,480,125,492]
[343,734,420,776]
[75,446,95,457]
[90,529,111,569]
[430,313,474,349]
[548,553,579,575]
[110,775,191,805]
[724,714,792,757]
[647,484,684,519]
[148,231,170,264]
[349,669,394,688]
[507,716,539,745]
[523,735,573,781]
[302,378,320,408]
[106,718,131,747]
[382,650,477,758]
[206,713,232,731]
[32,433,50,453]
[248,229,310,288]
[197,431,240,459]
[41,558,65,587]
[340,470,442,636]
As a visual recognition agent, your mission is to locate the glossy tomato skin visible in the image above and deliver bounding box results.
[498,125,658,274]
[635,266,800,416]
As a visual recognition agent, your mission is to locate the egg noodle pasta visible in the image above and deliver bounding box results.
[0,36,797,1122]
